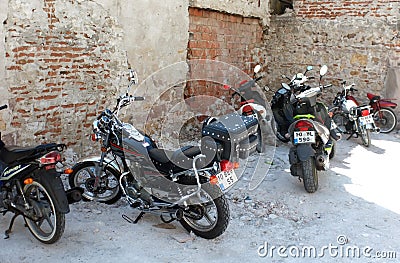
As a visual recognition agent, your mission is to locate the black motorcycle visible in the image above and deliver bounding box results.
[66,70,257,239]
[272,66,339,193]
[0,105,82,244]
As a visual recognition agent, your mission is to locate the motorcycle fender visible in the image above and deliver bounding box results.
[295,144,315,162]
[36,169,70,214]
[72,156,121,174]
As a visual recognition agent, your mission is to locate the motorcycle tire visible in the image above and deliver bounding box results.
[23,181,66,244]
[359,124,371,147]
[332,112,349,134]
[179,184,229,239]
[373,108,397,133]
[302,158,318,193]
[68,162,122,204]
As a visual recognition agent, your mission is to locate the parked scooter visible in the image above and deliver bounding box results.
[66,69,257,239]
[285,65,337,193]
[271,66,318,143]
[329,81,380,147]
[0,105,82,243]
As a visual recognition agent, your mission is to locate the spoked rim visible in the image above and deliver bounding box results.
[24,182,62,243]
[73,166,120,202]
[182,190,218,232]
[374,109,396,133]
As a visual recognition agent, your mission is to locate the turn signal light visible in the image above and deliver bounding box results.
[210,175,219,185]
[24,178,33,185]
[64,168,74,174]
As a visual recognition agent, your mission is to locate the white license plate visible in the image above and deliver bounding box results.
[294,131,315,144]
[359,115,374,125]
[215,170,238,191]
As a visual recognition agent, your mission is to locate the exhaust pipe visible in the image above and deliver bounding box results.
[316,155,329,170]
[66,187,84,204]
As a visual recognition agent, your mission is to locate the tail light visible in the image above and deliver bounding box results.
[242,105,254,115]
[220,160,239,172]
[361,109,370,117]
[40,151,61,164]
[295,120,313,131]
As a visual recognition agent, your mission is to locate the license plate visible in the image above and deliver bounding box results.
[294,131,315,144]
[215,170,238,191]
[359,115,374,125]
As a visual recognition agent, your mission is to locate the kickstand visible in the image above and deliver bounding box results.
[4,213,20,239]
[160,214,176,224]
[122,212,145,224]
[347,131,357,140]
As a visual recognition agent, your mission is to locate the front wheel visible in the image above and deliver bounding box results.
[332,112,349,134]
[179,184,229,239]
[302,158,318,193]
[24,181,65,244]
[68,162,122,204]
[373,108,397,133]
[359,123,371,147]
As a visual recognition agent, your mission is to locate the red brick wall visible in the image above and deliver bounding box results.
[296,0,399,20]
[188,7,263,74]
[186,7,264,109]
[4,0,127,153]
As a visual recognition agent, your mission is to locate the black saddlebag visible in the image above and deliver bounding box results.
[201,113,258,160]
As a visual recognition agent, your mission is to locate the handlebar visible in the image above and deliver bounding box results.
[132,96,145,101]
[0,105,8,111]
[323,84,332,89]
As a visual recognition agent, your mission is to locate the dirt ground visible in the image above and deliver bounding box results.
[1,132,400,263]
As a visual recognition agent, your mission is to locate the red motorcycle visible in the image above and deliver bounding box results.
[331,81,397,133]
[367,92,397,133]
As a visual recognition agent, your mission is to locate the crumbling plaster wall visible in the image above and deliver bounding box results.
[0,0,270,157]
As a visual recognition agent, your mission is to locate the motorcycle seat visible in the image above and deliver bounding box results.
[0,143,60,164]
[148,146,202,174]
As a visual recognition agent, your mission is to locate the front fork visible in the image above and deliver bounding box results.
[93,132,111,191]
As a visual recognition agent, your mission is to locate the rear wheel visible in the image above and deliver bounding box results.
[373,108,397,133]
[302,158,318,193]
[68,162,122,204]
[359,123,371,147]
[179,184,229,239]
[24,181,65,244]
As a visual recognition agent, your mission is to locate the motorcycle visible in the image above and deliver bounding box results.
[284,65,337,193]
[66,70,252,239]
[271,66,320,143]
[210,64,269,155]
[329,81,380,147]
[0,105,82,244]
[367,92,397,133]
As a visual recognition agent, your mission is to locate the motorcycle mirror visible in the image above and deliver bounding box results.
[129,69,138,85]
[254,65,261,74]
[307,65,313,71]
[320,65,328,76]
[282,83,291,90]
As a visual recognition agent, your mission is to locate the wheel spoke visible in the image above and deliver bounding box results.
[203,211,215,225]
